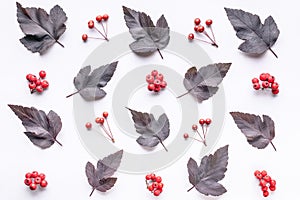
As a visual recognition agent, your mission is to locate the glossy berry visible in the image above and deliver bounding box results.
[85,122,92,129]
[39,70,46,79]
[157,183,164,189]
[25,173,32,178]
[152,182,158,188]
[154,86,161,92]
[254,170,261,177]
[82,34,88,41]
[205,19,213,26]
[183,133,189,139]
[199,119,205,125]
[29,183,37,190]
[88,20,94,29]
[267,76,275,83]
[145,174,152,180]
[256,173,263,180]
[29,82,36,90]
[154,80,161,87]
[259,73,267,81]
[188,33,194,40]
[205,118,212,125]
[41,80,49,89]
[31,171,39,178]
[259,180,267,187]
[265,73,270,79]
[192,124,198,130]
[35,86,43,93]
[194,18,201,25]
[102,14,109,21]
[272,89,279,95]
[96,15,103,22]
[40,180,48,188]
[261,186,268,192]
[160,81,167,88]
[156,176,162,183]
[262,81,269,88]
[147,184,154,191]
[39,173,46,180]
[194,26,199,32]
[153,189,161,196]
[148,84,155,91]
[150,173,156,180]
[95,117,105,125]
[263,190,269,197]
[30,75,37,83]
[26,74,33,81]
[252,78,259,84]
[270,180,276,186]
[35,80,41,86]
[34,177,42,184]
[269,185,276,191]
[24,178,32,186]
[151,70,158,77]
[146,75,154,83]
[103,112,109,118]
[263,175,271,182]
[261,170,267,177]
[197,25,205,33]
[253,83,261,90]
[156,73,164,81]
[271,82,279,90]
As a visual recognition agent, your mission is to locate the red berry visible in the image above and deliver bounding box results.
[265,73,270,79]
[154,79,161,87]
[270,180,276,187]
[42,80,49,89]
[29,183,37,190]
[267,76,275,83]
[26,74,33,81]
[40,180,48,188]
[194,26,199,32]
[102,14,109,21]
[271,82,279,90]
[35,85,43,93]
[160,81,167,89]
[157,183,164,189]
[199,119,205,125]
[150,173,156,180]
[254,170,261,177]
[156,176,162,183]
[183,133,189,139]
[39,70,46,79]
[262,81,269,88]
[153,189,161,196]
[82,34,88,41]
[30,75,37,83]
[151,70,158,77]
[197,25,205,33]
[261,186,268,192]
[261,170,267,177]
[259,73,267,81]
[152,182,158,188]
[29,82,36,90]
[147,184,154,191]
[35,80,41,86]
[34,177,42,184]
[156,73,164,81]
[39,173,46,180]
[269,185,276,191]
[103,112,109,118]
[272,89,279,95]
[194,18,201,25]
[263,175,271,183]
[252,78,259,84]
[192,124,198,130]
[148,84,155,91]
[263,190,269,197]
[259,180,267,187]
[95,117,105,125]
[253,83,261,90]
[188,33,194,40]
[85,122,92,129]
[256,173,263,180]
[146,75,154,83]
[96,15,103,22]
[205,19,213,26]
[145,174,152,180]
[154,86,161,93]
[88,20,94,29]
[24,178,32,186]
[205,118,212,125]
[25,173,32,178]
[31,171,39,178]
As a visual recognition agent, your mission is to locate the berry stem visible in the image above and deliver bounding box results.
[269,48,278,58]
[187,185,195,192]
[66,90,80,98]
[155,135,168,152]
[270,141,277,151]
[194,38,214,45]
[89,188,95,197]
[100,22,107,37]
[209,26,216,43]
[157,48,164,59]
[105,118,114,141]
[100,125,115,143]
[94,26,109,41]
[88,36,106,40]
[190,136,206,145]
[196,130,206,146]
[203,31,218,48]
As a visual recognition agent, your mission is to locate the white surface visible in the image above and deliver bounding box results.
[0,0,299,199]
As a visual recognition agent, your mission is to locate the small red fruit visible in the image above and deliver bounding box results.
[29,82,36,90]
[154,87,161,93]
[30,75,37,83]
[154,79,161,87]
[252,78,259,84]
[95,117,105,125]
[145,174,152,180]
[194,26,199,32]
[259,73,267,81]
[267,76,275,83]
[39,70,46,79]
[271,82,279,90]
[146,75,154,83]
[261,186,268,191]
[199,119,205,125]
[24,178,32,186]
[261,170,267,177]
[26,74,33,81]
[151,70,158,77]
[254,170,261,177]
[88,20,94,29]
[39,173,46,180]
[262,81,269,88]
[156,176,162,183]
[259,180,267,187]
[256,173,263,180]
[269,185,276,191]
[150,173,156,181]
[205,118,212,125]
[263,175,271,182]
[253,83,261,90]
[153,189,161,196]
[197,25,205,33]
[103,112,109,118]
[34,177,42,184]
[35,85,44,93]
[82,34,88,41]
[272,89,279,95]
[102,14,109,21]
[156,73,164,81]
[40,180,48,188]
[25,173,32,178]
[157,183,164,189]
[96,15,103,22]
[160,81,167,89]
[194,18,201,25]
[31,171,39,178]
[41,80,49,89]
[147,184,154,191]
[270,180,276,187]
[192,124,198,130]
[29,183,37,190]
[85,122,92,129]
[188,33,194,40]
[263,190,269,197]
[183,133,189,139]
[35,80,41,86]
[148,84,155,91]
[205,19,213,26]
[152,182,158,188]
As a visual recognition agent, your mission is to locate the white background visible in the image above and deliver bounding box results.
[0,0,299,199]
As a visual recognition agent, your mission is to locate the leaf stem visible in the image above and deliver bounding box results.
[270,141,277,151]
[187,185,195,192]
[55,40,64,48]
[157,48,163,59]
[269,48,278,58]
[55,139,63,146]
[176,90,190,98]
[66,90,80,98]
[156,136,168,152]
[89,188,95,197]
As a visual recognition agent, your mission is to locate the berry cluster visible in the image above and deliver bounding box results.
[188,18,218,47]
[254,170,276,197]
[252,73,279,95]
[145,173,164,197]
[82,14,109,42]
[24,171,48,190]
[183,118,212,146]
[26,70,49,94]
[146,70,167,93]
[86,111,115,143]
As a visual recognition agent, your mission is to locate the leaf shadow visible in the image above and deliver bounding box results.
[238,50,267,59]
[200,195,222,200]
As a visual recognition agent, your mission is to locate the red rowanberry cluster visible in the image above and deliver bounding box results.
[183,118,212,146]
[145,173,164,197]
[188,18,218,47]
[24,171,48,190]
[254,170,276,197]
[82,14,109,42]
[26,71,49,94]
[146,70,167,93]
[252,73,279,95]
[86,111,115,143]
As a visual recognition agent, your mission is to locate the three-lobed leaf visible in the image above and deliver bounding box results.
[127,108,170,151]
[16,2,67,54]
[187,145,229,196]
[178,63,231,102]
[67,61,118,101]
[230,112,276,151]
[8,104,62,149]
[122,6,170,59]
[85,150,123,196]
[225,8,280,58]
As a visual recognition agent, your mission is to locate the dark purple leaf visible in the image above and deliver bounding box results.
[178,63,231,102]
[66,61,118,101]
[85,150,123,196]
[230,112,276,151]
[16,2,67,54]
[122,6,170,59]
[127,108,170,152]
[8,104,62,149]
[187,145,229,196]
[225,8,280,58]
